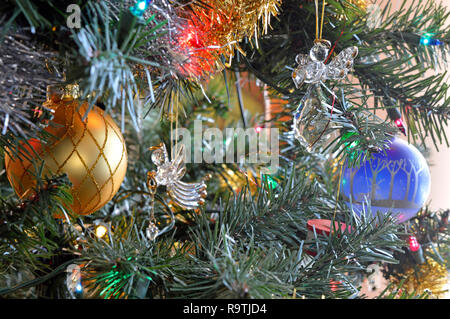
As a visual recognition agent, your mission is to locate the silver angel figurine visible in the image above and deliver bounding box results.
[292,40,358,89]
[147,142,209,210]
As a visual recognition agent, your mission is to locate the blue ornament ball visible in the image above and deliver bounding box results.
[341,137,431,223]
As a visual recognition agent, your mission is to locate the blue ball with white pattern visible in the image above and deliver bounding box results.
[341,137,431,223]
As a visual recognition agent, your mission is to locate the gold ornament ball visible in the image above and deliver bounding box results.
[5,86,128,216]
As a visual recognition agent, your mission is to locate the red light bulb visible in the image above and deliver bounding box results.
[395,118,406,135]
[330,280,341,292]
[409,235,420,252]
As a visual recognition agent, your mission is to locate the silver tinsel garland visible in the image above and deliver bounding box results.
[0,22,61,138]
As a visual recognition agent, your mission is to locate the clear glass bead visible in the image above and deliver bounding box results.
[146,222,160,241]
[309,42,330,62]
[151,148,165,166]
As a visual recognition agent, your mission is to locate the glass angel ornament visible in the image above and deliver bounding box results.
[293,85,337,150]
[291,40,358,150]
[148,142,209,210]
[292,40,358,89]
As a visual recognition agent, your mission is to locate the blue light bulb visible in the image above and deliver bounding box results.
[138,1,147,10]
[75,283,83,293]
[420,33,443,46]
[431,39,443,45]
[130,0,152,17]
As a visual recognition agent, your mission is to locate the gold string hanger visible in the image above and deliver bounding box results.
[314,0,328,44]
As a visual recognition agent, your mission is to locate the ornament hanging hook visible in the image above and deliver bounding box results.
[146,171,159,240]
[314,0,327,42]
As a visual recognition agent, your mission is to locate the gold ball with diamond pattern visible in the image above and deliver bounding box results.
[5,93,128,216]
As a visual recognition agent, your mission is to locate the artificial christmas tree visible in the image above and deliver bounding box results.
[0,0,448,300]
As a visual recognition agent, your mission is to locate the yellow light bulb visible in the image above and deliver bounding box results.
[95,225,108,238]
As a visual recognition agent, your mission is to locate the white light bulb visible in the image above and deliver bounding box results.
[95,225,107,238]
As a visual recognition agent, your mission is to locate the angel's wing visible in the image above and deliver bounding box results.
[167,180,207,210]
[323,46,358,81]
[171,144,187,181]
[292,53,310,89]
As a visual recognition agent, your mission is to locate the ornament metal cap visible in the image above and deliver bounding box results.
[46,84,81,102]
[313,39,332,47]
